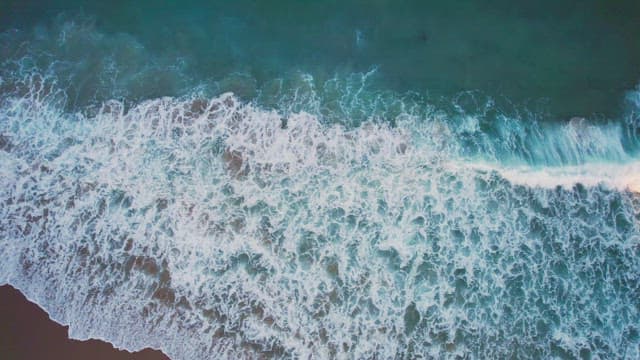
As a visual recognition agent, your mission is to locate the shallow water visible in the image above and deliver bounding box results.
[1,2,640,359]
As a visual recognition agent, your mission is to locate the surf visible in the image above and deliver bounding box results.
[1,61,640,359]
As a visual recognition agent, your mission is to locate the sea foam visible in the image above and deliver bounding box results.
[1,64,640,359]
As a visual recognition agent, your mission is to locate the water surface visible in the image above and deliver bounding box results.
[1,1,640,359]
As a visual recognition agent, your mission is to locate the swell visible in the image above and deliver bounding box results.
[1,65,640,359]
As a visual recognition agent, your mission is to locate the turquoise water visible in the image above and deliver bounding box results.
[3,0,640,117]
[1,2,640,359]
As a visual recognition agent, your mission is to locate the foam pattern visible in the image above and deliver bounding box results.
[1,64,640,360]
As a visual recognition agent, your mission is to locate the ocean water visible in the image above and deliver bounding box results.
[1,1,640,359]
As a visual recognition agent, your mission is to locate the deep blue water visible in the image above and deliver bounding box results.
[1,1,640,359]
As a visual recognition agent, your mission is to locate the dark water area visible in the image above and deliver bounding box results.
[0,285,169,360]
[2,0,640,118]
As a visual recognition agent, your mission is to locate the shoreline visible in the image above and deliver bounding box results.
[0,284,171,360]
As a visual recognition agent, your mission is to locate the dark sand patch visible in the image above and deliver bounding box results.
[0,284,170,360]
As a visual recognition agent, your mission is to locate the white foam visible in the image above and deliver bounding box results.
[0,70,639,359]
[467,161,640,192]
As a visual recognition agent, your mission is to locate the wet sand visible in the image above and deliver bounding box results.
[0,285,170,360]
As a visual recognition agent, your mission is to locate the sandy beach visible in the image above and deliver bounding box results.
[0,285,170,360]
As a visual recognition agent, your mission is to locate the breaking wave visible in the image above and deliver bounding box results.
[1,20,640,360]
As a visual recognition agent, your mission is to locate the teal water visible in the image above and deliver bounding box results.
[2,0,640,117]
[1,2,640,359]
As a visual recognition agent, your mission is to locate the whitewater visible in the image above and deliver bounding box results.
[1,19,640,360]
